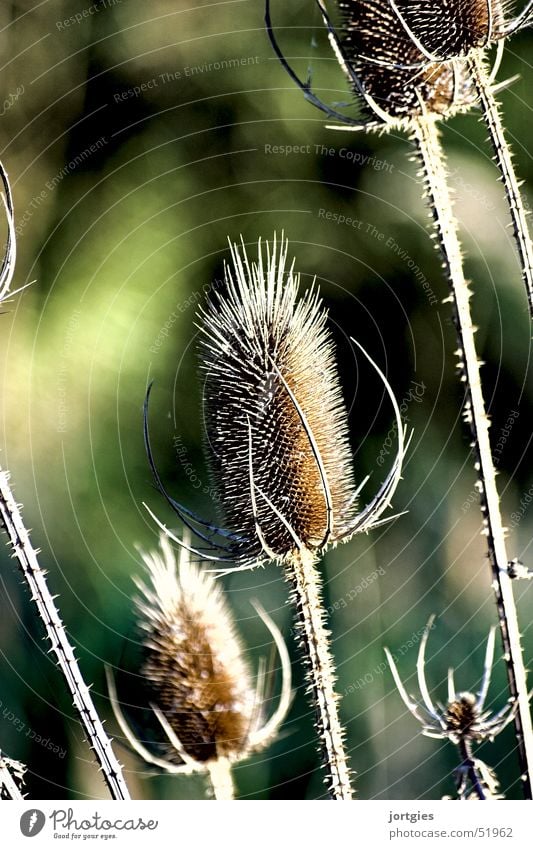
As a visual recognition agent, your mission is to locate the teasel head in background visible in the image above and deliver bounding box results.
[266,0,531,127]
[267,1,533,797]
[144,234,406,799]
[107,535,292,800]
[266,0,533,316]
[386,620,517,799]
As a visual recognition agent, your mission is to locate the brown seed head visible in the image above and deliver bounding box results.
[444,692,480,738]
[136,536,256,762]
[337,0,483,119]
[198,236,357,561]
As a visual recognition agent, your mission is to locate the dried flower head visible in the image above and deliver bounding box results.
[386,619,518,799]
[266,0,532,128]
[386,620,517,743]
[108,536,291,795]
[144,234,405,572]
[142,234,406,799]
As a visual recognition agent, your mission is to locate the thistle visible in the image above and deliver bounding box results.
[386,621,516,799]
[144,235,406,799]
[267,1,533,796]
[108,535,292,800]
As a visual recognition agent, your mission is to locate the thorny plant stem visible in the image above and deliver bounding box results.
[286,547,352,800]
[468,52,533,319]
[458,739,486,801]
[412,115,533,800]
[0,468,131,801]
[207,757,235,800]
[0,757,23,800]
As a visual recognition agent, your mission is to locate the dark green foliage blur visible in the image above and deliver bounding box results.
[0,0,532,800]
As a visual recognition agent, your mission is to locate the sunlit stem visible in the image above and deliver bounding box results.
[207,758,235,800]
[0,469,131,801]
[457,738,487,800]
[412,114,533,800]
[0,754,24,800]
[468,51,533,319]
[286,546,353,799]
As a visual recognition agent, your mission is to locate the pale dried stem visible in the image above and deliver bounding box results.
[468,51,533,319]
[0,755,24,800]
[285,547,352,799]
[0,468,130,800]
[207,757,235,800]
[412,115,533,799]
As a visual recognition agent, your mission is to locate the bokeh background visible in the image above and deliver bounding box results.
[0,0,532,801]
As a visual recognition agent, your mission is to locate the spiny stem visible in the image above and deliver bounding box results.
[0,468,131,801]
[468,51,533,319]
[207,758,235,800]
[457,739,487,800]
[412,115,533,799]
[285,547,352,799]
[0,752,25,800]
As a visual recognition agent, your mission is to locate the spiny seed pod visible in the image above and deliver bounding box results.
[266,0,533,128]
[199,237,357,560]
[381,0,506,56]
[144,235,405,571]
[386,621,515,800]
[143,235,405,800]
[107,535,291,799]
[335,0,476,119]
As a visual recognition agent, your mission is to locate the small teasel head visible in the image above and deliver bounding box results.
[444,692,483,740]
[107,536,292,779]
[386,620,517,797]
[386,620,517,744]
[143,234,406,570]
[266,0,533,129]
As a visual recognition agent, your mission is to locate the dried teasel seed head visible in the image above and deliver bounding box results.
[444,692,480,738]
[144,234,404,571]
[386,1,506,56]
[269,1,532,131]
[198,235,357,561]
[336,0,477,119]
[107,535,292,779]
[135,535,257,763]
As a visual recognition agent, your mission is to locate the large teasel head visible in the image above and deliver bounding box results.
[144,234,406,570]
[108,536,291,795]
[386,620,516,799]
[266,0,533,129]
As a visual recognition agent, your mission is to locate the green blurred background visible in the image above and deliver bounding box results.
[0,0,532,800]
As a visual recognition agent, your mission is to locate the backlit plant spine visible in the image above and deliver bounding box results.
[144,235,406,799]
[266,0,533,797]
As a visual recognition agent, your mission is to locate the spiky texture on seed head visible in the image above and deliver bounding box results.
[136,536,256,763]
[197,235,357,561]
[445,692,479,739]
[337,0,481,119]
[390,1,506,55]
